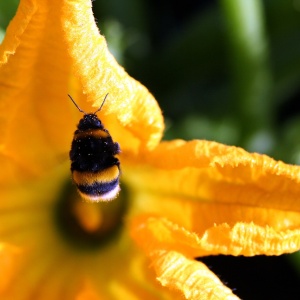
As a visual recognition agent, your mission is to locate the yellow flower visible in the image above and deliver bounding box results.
[0,0,299,299]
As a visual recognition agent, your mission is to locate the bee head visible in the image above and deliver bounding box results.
[77,114,103,130]
[68,94,109,131]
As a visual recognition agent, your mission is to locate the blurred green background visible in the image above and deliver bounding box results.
[1,0,300,299]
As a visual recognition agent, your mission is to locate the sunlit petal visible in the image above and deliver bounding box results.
[62,0,164,152]
[151,250,239,300]
[131,216,300,258]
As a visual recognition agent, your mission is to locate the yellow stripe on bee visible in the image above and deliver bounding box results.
[74,129,109,140]
[73,165,120,185]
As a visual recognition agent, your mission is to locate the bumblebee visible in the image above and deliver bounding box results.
[68,94,121,202]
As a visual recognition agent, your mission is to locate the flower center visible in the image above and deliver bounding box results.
[54,180,127,250]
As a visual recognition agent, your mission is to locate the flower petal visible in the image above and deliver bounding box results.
[125,140,300,213]
[151,250,239,300]
[0,243,22,292]
[61,0,164,152]
[0,0,75,181]
[131,215,300,257]
[75,280,102,300]
[128,140,300,257]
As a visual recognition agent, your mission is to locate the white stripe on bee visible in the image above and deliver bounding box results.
[78,185,120,202]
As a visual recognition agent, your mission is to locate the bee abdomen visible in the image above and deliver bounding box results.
[72,165,120,202]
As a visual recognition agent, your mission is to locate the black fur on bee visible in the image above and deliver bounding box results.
[68,94,121,202]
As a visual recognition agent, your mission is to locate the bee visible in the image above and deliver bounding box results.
[68,94,121,202]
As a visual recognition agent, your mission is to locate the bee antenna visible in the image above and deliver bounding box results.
[94,93,109,114]
[68,94,86,114]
